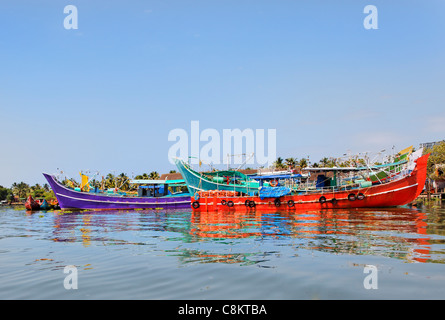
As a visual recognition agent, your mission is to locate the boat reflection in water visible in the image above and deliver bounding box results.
[47,207,436,264]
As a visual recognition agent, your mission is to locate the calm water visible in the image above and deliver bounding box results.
[1,202,445,300]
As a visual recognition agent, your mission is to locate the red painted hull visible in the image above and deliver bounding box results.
[191,154,430,212]
[25,195,41,211]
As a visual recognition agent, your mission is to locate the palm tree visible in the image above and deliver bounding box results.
[11,182,30,199]
[11,182,17,194]
[299,158,308,169]
[89,179,101,189]
[273,157,286,170]
[105,173,116,189]
[319,157,337,168]
[134,173,150,180]
[43,183,50,192]
[31,184,45,198]
[284,157,297,169]
[319,157,330,167]
[116,173,130,191]
[149,171,160,180]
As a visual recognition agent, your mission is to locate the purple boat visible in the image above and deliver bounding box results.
[42,173,191,211]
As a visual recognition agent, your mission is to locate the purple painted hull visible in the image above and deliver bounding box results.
[42,173,191,211]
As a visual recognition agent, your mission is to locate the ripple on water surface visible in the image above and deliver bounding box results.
[1,204,445,299]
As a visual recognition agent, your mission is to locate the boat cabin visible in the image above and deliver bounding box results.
[130,179,189,197]
[137,184,169,197]
[249,173,305,188]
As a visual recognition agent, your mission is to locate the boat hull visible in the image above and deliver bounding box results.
[42,173,191,211]
[39,199,50,210]
[191,154,429,212]
[25,196,40,211]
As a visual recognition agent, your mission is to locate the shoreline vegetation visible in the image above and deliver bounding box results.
[1,142,444,205]
[0,171,165,204]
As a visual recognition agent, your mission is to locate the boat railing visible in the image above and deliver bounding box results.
[290,167,412,195]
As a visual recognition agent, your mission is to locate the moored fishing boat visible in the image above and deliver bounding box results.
[42,173,191,211]
[174,157,304,195]
[25,195,40,211]
[190,153,430,212]
[39,199,50,210]
[175,147,413,197]
[50,199,60,210]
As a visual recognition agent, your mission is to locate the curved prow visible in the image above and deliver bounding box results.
[42,173,62,192]
[42,173,70,209]
[413,153,430,199]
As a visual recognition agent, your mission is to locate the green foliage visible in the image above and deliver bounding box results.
[134,173,149,180]
[149,171,160,180]
[273,157,285,169]
[4,169,164,201]
[274,154,375,169]
[7,182,55,201]
[0,185,12,201]
[424,141,445,179]
[299,158,308,168]
[319,157,336,167]
[11,182,30,199]
[284,157,297,168]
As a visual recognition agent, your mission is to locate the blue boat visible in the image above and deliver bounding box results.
[39,199,50,210]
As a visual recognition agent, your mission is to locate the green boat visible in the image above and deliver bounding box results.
[174,158,268,196]
[366,149,411,183]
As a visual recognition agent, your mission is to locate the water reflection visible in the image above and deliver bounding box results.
[44,205,445,264]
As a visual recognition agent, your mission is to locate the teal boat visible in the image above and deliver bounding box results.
[39,199,50,210]
[174,158,269,196]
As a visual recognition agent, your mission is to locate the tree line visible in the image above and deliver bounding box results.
[272,156,368,170]
[0,182,54,202]
[64,171,164,191]
[0,170,174,202]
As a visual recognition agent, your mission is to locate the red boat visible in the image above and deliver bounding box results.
[25,195,41,211]
[191,153,430,212]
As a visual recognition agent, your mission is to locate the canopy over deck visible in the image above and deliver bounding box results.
[129,179,186,186]
[302,159,408,173]
[249,174,303,180]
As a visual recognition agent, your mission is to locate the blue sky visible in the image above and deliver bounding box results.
[1,0,444,186]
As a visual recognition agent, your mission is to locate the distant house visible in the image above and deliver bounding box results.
[434,164,445,187]
[420,140,445,150]
[436,164,445,176]
[159,172,184,181]
[239,169,259,176]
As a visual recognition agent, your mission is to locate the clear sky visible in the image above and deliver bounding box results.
[1,0,444,186]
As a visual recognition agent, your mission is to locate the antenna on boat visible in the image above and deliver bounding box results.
[235,152,254,171]
[188,156,198,168]
[369,149,386,166]
[226,153,254,171]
